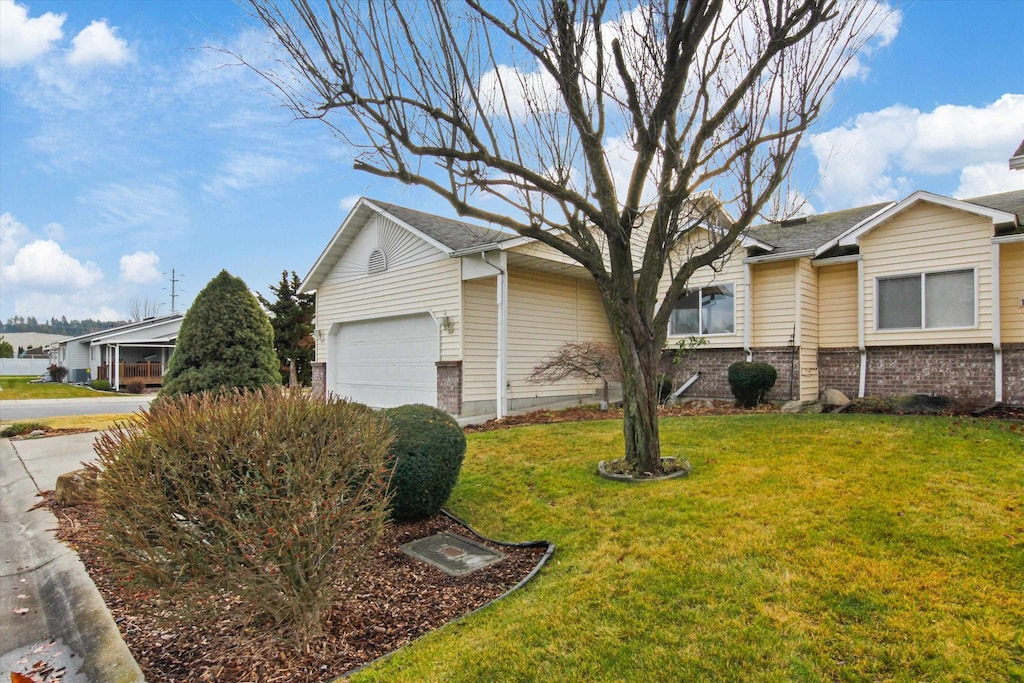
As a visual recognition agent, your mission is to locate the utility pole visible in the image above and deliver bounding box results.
[169,269,183,313]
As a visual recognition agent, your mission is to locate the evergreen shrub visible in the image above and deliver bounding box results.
[90,379,112,391]
[382,404,466,520]
[727,361,778,408]
[160,270,279,398]
[92,389,393,643]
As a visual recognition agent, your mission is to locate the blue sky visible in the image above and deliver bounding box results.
[1,0,1022,322]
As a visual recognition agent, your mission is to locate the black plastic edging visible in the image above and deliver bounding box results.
[335,511,554,681]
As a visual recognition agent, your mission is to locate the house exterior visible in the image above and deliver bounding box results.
[53,314,184,389]
[304,190,1024,416]
[1010,139,1024,171]
[667,189,1024,406]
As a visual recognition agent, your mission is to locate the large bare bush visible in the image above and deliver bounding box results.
[92,389,393,643]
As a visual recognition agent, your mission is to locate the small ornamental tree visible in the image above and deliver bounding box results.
[529,342,621,407]
[257,270,315,387]
[0,337,13,358]
[161,270,280,397]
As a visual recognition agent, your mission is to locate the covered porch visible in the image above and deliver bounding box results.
[94,341,175,390]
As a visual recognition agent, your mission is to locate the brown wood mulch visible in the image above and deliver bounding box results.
[47,499,547,682]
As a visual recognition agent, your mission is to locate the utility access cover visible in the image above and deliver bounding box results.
[400,532,505,576]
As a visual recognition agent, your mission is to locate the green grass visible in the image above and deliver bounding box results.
[350,414,1024,682]
[0,375,117,399]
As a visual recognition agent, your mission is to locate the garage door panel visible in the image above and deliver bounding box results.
[333,315,438,407]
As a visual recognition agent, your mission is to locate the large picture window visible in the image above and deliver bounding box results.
[877,269,974,330]
[670,283,735,336]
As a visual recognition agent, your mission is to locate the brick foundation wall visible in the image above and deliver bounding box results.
[818,348,860,399]
[1003,343,1024,405]
[864,344,994,405]
[311,361,326,399]
[662,346,799,401]
[436,361,463,416]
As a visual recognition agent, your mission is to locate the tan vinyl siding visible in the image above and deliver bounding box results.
[751,260,796,346]
[797,258,819,400]
[862,203,992,345]
[313,218,461,361]
[1001,241,1024,343]
[507,269,615,401]
[660,233,746,349]
[818,263,859,347]
[462,277,497,402]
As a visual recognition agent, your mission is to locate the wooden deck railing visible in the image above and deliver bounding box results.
[97,362,167,385]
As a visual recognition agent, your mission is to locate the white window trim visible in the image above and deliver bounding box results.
[874,267,978,332]
[668,282,737,337]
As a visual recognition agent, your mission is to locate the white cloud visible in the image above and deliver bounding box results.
[203,153,306,198]
[119,250,162,284]
[67,19,131,67]
[79,180,190,237]
[1,212,31,268]
[0,0,64,67]
[954,163,1024,199]
[339,195,361,211]
[43,221,65,240]
[3,239,104,290]
[810,94,1024,209]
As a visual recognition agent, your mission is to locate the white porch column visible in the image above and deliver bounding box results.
[112,344,120,391]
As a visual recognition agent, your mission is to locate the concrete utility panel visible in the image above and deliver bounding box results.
[400,532,505,576]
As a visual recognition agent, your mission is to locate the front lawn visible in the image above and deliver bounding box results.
[353,414,1023,682]
[0,375,115,399]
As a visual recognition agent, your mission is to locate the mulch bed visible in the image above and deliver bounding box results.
[47,499,547,682]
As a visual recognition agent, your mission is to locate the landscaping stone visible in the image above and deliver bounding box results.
[400,532,505,577]
[29,429,45,437]
[781,400,824,414]
[820,388,850,406]
[55,468,99,507]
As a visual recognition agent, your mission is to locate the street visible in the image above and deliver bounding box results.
[0,396,154,421]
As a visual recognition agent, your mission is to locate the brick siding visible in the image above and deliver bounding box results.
[1002,343,1024,405]
[863,344,994,405]
[436,360,463,415]
[663,346,798,401]
[311,361,326,399]
[818,348,860,399]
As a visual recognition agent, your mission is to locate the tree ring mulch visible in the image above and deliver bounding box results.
[597,456,692,482]
[45,496,552,682]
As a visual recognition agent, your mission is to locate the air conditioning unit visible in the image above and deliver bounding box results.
[70,368,90,384]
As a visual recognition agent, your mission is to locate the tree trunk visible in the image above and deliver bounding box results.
[289,358,298,388]
[618,334,663,474]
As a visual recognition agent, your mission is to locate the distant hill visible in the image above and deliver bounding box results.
[1,316,129,337]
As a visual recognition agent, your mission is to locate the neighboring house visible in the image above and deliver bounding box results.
[669,189,1024,406]
[1011,139,1024,171]
[304,190,1024,416]
[53,314,184,390]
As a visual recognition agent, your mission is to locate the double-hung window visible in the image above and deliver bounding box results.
[670,283,735,336]
[876,269,975,330]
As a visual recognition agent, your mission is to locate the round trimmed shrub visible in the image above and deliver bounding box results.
[382,404,466,520]
[90,379,112,391]
[727,361,778,408]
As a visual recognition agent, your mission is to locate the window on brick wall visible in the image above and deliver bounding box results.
[877,269,975,330]
[670,283,735,335]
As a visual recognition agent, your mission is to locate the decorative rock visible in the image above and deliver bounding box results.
[781,400,824,414]
[28,429,45,437]
[820,388,850,406]
[55,469,99,507]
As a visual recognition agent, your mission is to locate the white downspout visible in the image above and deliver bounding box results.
[744,262,753,361]
[992,242,1002,403]
[482,252,508,419]
[857,259,867,398]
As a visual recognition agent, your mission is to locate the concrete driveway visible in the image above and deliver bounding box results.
[0,396,154,422]
[0,433,143,682]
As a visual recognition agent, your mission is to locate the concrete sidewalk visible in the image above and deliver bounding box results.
[0,433,143,682]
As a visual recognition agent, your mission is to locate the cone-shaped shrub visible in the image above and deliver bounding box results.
[161,270,280,397]
[383,404,466,520]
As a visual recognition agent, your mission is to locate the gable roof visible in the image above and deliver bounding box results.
[747,201,894,258]
[1011,139,1024,170]
[59,314,184,345]
[300,197,514,293]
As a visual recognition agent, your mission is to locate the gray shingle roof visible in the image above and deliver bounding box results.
[367,200,515,252]
[747,202,892,255]
[966,189,1024,218]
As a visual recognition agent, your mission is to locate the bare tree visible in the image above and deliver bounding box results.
[128,298,163,322]
[529,341,622,407]
[243,0,893,474]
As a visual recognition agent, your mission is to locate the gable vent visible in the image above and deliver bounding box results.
[368,248,388,274]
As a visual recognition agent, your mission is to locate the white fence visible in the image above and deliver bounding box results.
[0,358,51,376]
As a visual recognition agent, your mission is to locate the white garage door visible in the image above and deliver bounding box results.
[333,314,439,408]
